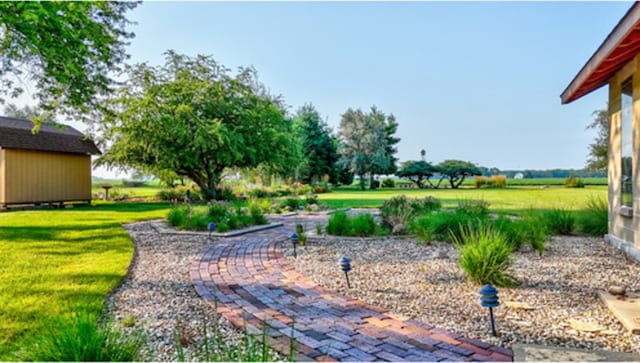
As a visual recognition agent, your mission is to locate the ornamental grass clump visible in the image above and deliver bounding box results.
[326,211,383,237]
[380,195,441,234]
[542,208,575,235]
[453,223,516,288]
[19,312,146,362]
[577,195,608,236]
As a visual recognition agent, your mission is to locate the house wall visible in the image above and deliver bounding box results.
[2,148,91,205]
[607,55,640,258]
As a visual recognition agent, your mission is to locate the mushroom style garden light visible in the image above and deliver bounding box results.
[290,233,299,258]
[480,284,499,337]
[208,222,216,240]
[340,256,351,288]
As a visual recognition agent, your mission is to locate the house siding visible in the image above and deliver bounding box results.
[607,55,640,253]
[2,148,91,205]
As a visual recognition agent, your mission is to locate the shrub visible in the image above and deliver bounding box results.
[247,198,273,214]
[291,183,312,196]
[282,197,303,210]
[312,184,331,193]
[517,211,549,256]
[577,195,608,236]
[326,211,351,236]
[122,180,146,187]
[412,196,442,213]
[457,199,490,217]
[381,178,396,188]
[247,187,274,199]
[305,195,319,206]
[182,209,209,230]
[351,213,377,237]
[543,208,575,235]
[410,210,485,244]
[454,223,516,287]
[371,180,381,189]
[216,187,236,201]
[168,206,189,227]
[216,221,230,233]
[208,202,230,222]
[19,312,146,361]
[473,176,507,188]
[380,195,441,234]
[565,176,585,188]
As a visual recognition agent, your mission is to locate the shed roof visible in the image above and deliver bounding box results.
[562,3,640,104]
[0,116,101,155]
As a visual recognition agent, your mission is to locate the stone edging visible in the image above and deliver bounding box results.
[148,219,284,237]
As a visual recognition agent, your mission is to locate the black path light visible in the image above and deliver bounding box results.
[340,256,351,288]
[208,222,216,240]
[290,233,299,258]
[480,284,499,337]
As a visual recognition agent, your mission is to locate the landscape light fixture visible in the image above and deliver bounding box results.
[480,284,499,337]
[290,233,299,258]
[340,256,351,288]
[208,222,216,239]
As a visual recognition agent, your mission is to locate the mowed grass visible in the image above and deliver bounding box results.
[0,202,170,359]
[91,180,164,199]
[320,185,608,214]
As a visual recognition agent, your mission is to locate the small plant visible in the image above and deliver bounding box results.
[315,223,323,235]
[565,176,585,188]
[577,195,608,236]
[326,211,351,236]
[380,195,441,234]
[351,213,377,237]
[453,222,516,287]
[517,210,549,255]
[122,315,136,328]
[282,197,303,210]
[543,208,575,235]
[168,206,189,227]
[381,178,396,188]
[457,198,490,217]
[19,312,146,361]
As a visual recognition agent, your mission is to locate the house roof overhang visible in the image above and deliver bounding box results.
[562,2,640,104]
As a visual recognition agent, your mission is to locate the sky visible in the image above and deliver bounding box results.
[24,1,640,177]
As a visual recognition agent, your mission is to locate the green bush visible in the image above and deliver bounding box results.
[380,195,441,234]
[208,202,229,222]
[250,208,268,225]
[247,198,273,214]
[410,210,486,244]
[19,312,146,361]
[577,195,608,236]
[454,223,516,287]
[564,176,585,188]
[282,197,304,210]
[543,208,575,235]
[311,184,331,193]
[326,211,351,236]
[381,178,396,188]
[168,206,189,227]
[351,214,377,237]
[457,198,490,217]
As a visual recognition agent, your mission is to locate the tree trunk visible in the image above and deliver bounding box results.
[359,174,366,190]
[369,174,376,190]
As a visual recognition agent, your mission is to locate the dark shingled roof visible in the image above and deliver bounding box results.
[0,116,101,155]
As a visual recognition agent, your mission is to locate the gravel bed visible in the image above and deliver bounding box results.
[288,234,640,353]
[105,221,242,361]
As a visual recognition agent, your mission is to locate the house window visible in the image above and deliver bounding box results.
[621,78,633,208]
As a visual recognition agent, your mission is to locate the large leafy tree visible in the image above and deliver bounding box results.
[396,161,439,189]
[97,51,294,200]
[337,106,399,190]
[0,2,137,124]
[586,107,609,171]
[293,103,340,184]
[437,160,482,189]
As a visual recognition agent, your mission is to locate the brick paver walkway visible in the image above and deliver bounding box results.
[191,215,513,362]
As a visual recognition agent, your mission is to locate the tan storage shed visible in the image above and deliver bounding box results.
[0,116,101,209]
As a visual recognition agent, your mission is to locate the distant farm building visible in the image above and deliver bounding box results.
[0,116,100,209]
[562,2,640,259]
[513,172,524,179]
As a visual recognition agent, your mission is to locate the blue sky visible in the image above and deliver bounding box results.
[111,1,632,174]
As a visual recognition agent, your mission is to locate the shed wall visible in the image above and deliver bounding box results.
[0,148,5,204]
[3,149,91,204]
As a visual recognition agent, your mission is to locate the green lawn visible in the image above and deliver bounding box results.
[320,185,608,213]
[91,180,164,199]
[0,202,170,359]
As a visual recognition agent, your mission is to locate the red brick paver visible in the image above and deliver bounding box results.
[191,215,513,362]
